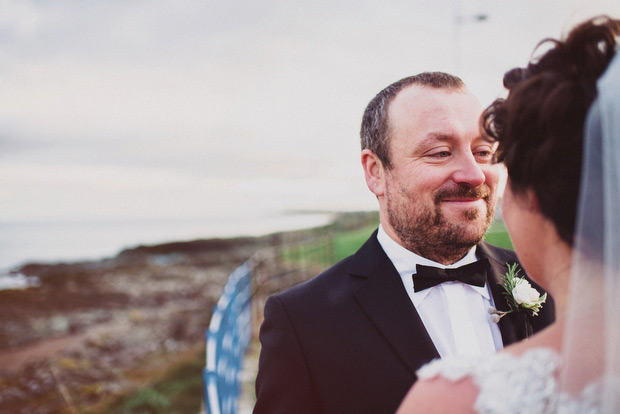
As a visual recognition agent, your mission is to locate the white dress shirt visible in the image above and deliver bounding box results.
[377,225,504,358]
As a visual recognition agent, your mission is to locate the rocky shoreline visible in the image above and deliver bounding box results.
[0,231,282,413]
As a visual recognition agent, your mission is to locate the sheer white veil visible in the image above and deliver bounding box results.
[559,52,620,412]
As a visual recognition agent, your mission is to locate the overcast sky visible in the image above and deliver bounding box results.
[1,0,619,224]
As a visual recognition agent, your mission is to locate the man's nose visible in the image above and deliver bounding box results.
[451,153,486,187]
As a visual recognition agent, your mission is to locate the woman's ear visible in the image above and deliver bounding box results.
[361,149,386,197]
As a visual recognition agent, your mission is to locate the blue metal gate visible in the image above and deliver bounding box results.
[203,262,252,414]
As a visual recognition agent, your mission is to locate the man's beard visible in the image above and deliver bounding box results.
[387,183,496,264]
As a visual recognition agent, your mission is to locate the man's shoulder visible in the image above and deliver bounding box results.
[273,249,358,301]
[271,230,383,302]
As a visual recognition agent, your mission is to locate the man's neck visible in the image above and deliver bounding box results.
[409,245,473,266]
[379,223,476,265]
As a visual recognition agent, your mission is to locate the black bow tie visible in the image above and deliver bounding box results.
[412,258,490,293]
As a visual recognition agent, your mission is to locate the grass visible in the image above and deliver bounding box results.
[281,224,378,267]
[331,225,378,262]
[484,220,513,250]
[101,346,205,414]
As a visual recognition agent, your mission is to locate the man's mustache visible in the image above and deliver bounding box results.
[434,184,492,203]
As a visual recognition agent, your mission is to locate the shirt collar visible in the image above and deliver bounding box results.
[377,224,490,301]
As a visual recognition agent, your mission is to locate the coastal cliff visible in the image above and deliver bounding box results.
[0,234,273,413]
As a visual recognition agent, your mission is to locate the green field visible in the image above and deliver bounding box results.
[484,220,513,250]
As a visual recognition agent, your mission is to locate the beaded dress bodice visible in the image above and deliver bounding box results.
[417,348,602,413]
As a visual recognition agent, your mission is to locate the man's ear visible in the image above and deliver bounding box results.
[361,149,386,197]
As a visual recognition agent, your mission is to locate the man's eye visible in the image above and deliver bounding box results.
[432,151,451,158]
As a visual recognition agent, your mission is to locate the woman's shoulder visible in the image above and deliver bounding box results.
[396,365,479,414]
[397,348,561,414]
[418,347,560,381]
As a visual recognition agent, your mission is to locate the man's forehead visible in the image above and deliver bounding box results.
[422,132,457,143]
[390,84,479,114]
[389,86,481,133]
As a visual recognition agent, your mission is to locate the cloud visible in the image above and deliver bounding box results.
[1,0,618,226]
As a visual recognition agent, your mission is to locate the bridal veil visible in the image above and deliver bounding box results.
[559,48,620,412]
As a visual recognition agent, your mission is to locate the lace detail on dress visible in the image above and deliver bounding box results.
[416,348,604,414]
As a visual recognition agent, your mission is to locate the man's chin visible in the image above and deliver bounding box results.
[440,204,485,222]
[441,217,490,246]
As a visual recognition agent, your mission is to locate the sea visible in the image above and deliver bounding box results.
[0,212,338,289]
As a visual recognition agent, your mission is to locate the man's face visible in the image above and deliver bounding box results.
[381,85,499,263]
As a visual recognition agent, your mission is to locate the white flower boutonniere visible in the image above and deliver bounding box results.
[511,278,546,314]
[488,263,547,336]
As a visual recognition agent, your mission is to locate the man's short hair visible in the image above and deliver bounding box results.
[360,72,465,169]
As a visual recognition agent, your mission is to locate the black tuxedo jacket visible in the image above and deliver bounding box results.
[253,231,555,414]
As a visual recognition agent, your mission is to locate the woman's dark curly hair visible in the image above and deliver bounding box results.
[482,16,620,245]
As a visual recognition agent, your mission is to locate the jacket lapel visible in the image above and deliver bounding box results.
[347,235,533,373]
[350,232,440,375]
[477,243,522,346]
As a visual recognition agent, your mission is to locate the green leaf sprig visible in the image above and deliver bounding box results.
[488,263,547,323]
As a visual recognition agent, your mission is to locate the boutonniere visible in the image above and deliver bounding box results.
[488,263,547,337]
